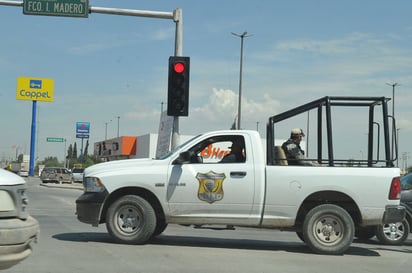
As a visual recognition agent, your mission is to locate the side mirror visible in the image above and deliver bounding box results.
[172,151,192,165]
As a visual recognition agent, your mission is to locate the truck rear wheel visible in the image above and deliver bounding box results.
[106,195,156,244]
[303,204,354,255]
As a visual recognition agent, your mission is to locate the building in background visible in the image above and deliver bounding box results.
[93,134,195,161]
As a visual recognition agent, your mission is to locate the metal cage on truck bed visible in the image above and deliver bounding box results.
[267,96,397,167]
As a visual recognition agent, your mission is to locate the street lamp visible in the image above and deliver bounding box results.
[232,31,252,130]
[115,116,120,138]
[396,128,400,167]
[104,120,112,140]
[386,82,400,160]
[386,82,399,119]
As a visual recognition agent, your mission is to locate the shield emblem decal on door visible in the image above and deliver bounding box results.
[196,171,226,204]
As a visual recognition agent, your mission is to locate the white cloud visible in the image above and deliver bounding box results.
[68,40,130,55]
[181,88,281,132]
[397,119,412,131]
[149,27,175,41]
[275,33,382,56]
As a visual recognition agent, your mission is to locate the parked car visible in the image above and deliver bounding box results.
[18,170,29,177]
[40,167,73,184]
[356,172,412,245]
[0,169,39,269]
[375,172,412,245]
[71,168,84,183]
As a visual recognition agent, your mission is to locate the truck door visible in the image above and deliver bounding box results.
[166,134,258,225]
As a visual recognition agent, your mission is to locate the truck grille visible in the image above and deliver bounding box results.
[0,184,29,220]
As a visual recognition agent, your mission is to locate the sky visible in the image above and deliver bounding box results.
[1,0,412,168]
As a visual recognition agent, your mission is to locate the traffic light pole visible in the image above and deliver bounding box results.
[172,9,183,150]
[90,6,184,150]
[1,1,185,151]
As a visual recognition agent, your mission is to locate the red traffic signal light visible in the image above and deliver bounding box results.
[173,62,186,73]
[167,56,190,116]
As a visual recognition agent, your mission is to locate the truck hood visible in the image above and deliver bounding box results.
[0,169,26,186]
[84,158,159,177]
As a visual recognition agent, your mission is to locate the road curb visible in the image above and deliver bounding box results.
[39,183,84,190]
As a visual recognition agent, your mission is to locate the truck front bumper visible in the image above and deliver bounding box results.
[382,205,406,224]
[0,216,39,270]
[75,191,108,226]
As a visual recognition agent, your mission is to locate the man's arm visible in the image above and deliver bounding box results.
[283,142,319,166]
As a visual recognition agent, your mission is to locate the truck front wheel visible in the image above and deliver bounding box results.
[106,195,156,244]
[303,204,354,255]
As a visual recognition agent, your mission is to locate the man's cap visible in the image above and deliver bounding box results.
[291,128,305,137]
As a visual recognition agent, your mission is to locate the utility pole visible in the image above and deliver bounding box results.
[232,31,252,129]
[386,82,399,161]
[104,120,112,140]
[115,116,120,137]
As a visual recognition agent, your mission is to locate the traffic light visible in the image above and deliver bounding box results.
[167,56,190,116]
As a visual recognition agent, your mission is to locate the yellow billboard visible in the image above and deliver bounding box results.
[16,76,54,102]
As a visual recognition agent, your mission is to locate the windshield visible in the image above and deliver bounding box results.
[157,135,201,160]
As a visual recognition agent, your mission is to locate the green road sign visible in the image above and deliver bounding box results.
[47,137,64,142]
[23,0,89,18]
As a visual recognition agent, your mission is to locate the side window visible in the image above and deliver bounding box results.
[189,135,246,164]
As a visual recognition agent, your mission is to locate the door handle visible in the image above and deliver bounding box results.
[230,171,247,177]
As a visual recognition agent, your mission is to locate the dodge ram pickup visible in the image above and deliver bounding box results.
[0,169,39,270]
[76,96,405,255]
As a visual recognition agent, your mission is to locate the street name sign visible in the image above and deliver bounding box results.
[47,137,65,142]
[23,0,89,18]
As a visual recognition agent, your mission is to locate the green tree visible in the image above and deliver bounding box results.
[83,140,89,160]
[41,156,62,167]
[17,154,24,163]
[73,142,78,159]
[67,144,73,159]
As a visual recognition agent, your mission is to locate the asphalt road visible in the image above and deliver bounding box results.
[7,177,412,273]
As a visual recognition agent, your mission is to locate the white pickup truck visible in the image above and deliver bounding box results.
[76,96,405,254]
[0,169,39,269]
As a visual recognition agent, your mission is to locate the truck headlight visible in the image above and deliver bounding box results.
[0,190,15,211]
[83,177,105,193]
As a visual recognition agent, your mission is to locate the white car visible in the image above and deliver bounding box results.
[0,169,39,269]
[18,170,29,177]
[71,168,84,183]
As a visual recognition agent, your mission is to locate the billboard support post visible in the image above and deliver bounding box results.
[29,100,37,176]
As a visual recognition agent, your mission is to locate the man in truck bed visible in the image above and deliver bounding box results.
[282,128,319,166]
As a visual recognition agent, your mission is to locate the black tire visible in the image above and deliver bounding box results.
[376,219,410,245]
[152,222,168,237]
[303,204,354,255]
[106,195,156,244]
[296,232,305,242]
[355,226,376,241]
